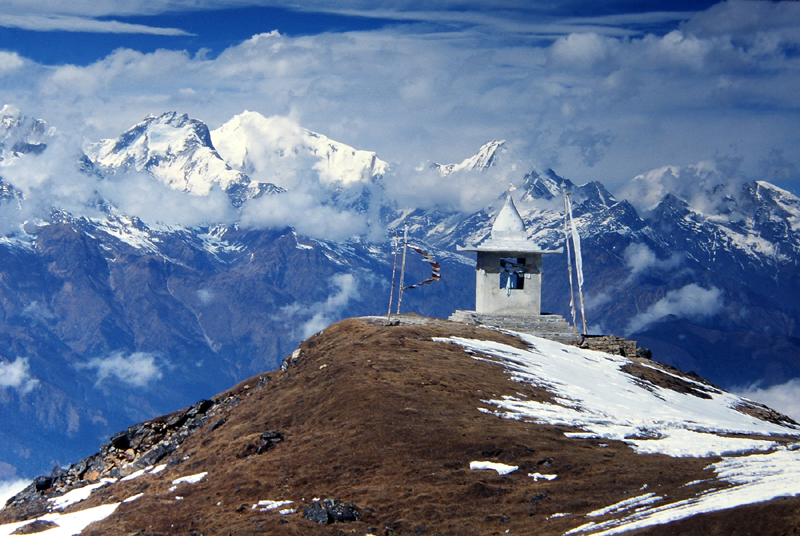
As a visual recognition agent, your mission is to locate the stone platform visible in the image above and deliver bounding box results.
[448,310,651,357]
[448,310,580,345]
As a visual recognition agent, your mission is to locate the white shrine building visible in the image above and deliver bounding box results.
[449,193,579,343]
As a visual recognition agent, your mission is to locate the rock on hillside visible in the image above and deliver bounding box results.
[2,316,800,536]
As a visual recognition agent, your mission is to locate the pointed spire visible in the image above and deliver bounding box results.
[491,193,526,241]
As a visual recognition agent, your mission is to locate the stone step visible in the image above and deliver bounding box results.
[451,311,570,322]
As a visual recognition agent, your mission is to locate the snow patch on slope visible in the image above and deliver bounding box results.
[567,448,800,535]
[0,503,121,536]
[437,334,799,458]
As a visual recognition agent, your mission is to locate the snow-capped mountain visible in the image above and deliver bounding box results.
[211,111,388,188]
[432,139,504,176]
[648,180,800,268]
[85,112,283,206]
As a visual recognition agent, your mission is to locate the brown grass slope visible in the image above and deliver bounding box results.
[3,315,800,535]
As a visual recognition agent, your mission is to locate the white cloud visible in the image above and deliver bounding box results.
[734,379,800,423]
[279,273,361,339]
[0,478,29,509]
[383,156,524,214]
[625,283,724,335]
[0,14,192,35]
[682,1,800,43]
[549,32,617,70]
[0,131,106,234]
[623,243,683,280]
[96,172,239,228]
[0,51,24,74]
[0,358,39,394]
[197,289,214,305]
[617,159,747,216]
[240,191,369,241]
[76,351,163,388]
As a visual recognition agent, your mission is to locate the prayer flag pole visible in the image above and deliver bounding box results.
[387,231,399,319]
[396,221,409,315]
[562,187,578,333]
[566,193,588,335]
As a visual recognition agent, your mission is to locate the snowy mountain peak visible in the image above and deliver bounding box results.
[519,169,569,201]
[752,181,800,230]
[433,140,505,177]
[211,110,388,188]
[0,104,53,161]
[85,112,281,206]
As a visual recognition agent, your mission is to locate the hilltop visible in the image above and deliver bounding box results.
[2,316,799,535]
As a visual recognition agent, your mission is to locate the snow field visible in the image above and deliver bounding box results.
[528,473,558,481]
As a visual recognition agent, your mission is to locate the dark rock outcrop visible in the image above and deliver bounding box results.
[302,499,361,524]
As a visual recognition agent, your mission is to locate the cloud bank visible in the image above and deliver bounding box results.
[0,14,192,35]
[623,243,683,281]
[240,191,370,241]
[617,159,748,216]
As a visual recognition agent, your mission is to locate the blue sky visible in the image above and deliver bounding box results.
[1,1,717,66]
[0,0,798,203]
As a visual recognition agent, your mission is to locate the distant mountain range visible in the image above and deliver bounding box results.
[0,105,798,479]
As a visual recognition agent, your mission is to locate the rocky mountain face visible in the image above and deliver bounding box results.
[0,106,799,484]
[0,105,51,160]
[2,317,799,535]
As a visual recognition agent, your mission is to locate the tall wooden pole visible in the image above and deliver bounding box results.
[396,221,409,315]
[562,188,578,333]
